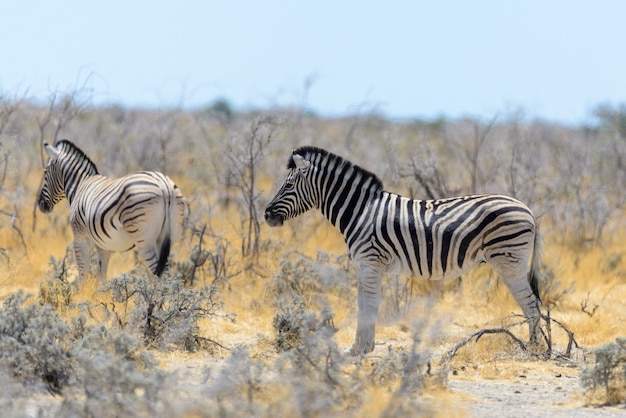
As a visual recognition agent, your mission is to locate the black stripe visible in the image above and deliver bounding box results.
[393,196,414,274]
[323,159,343,217]
[407,199,422,275]
[457,206,529,267]
[344,183,374,242]
[420,201,434,276]
[379,196,401,260]
[483,228,532,248]
[439,215,466,274]
[331,168,359,229]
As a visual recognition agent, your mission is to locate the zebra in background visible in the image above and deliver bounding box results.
[37,140,186,289]
[264,146,542,355]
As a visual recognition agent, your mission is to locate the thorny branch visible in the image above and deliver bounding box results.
[441,308,582,364]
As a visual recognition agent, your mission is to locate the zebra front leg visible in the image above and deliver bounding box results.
[348,269,382,355]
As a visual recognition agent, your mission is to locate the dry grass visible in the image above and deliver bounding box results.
[1,104,625,416]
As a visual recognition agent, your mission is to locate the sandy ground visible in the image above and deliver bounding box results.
[151,353,626,417]
[7,330,626,418]
[448,374,625,417]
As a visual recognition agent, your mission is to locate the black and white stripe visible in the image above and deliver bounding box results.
[265,146,542,355]
[37,140,186,287]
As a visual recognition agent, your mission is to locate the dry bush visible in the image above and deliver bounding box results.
[2,91,626,415]
[100,271,234,352]
[0,291,74,392]
[267,250,354,308]
[580,338,626,406]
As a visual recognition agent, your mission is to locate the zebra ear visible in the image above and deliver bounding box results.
[293,154,310,171]
[44,142,60,159]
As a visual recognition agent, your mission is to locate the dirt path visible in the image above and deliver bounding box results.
[447,374,626,417]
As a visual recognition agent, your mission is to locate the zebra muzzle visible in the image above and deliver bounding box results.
[37,197,54,213]
[264,209,284,227]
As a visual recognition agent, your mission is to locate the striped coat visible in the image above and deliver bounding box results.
[37,140,186,288]
[265,146,542,355]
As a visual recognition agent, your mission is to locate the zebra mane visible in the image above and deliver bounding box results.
[55,140,99,174]
[290,146,384,190]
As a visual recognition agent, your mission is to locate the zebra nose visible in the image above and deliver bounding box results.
[264,208,284,227]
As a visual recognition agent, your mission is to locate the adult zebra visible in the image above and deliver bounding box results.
[264,146,542,355]
[37,140,186,288]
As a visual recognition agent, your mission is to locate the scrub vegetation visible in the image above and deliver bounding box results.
[0,90,625,416]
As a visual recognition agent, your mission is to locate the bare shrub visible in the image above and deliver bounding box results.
[39,245,103,308]
[0,144,28,258]
[204,348,266,416]
[0,291,74,392]
[267,251,354,308]
[580,338,626,405]
[375,343,444,417]
[59,325,176,418]
[402,143,454,200]
[39,251,75,309]
[272,304,360,417]
[176,224,242,288]
[537,264,573,308]
[272,297,337,352]
[221,116,279,259]
[101,272,234,351]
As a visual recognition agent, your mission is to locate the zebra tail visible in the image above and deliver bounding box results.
[155,182,185,277]
[528,226,543,302]
[155,236,171,277]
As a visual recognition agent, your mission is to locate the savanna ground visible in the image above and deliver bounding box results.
[0,90,625,417]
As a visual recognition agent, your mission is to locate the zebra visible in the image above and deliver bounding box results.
[37,140,186,288]
[264,146,542,355]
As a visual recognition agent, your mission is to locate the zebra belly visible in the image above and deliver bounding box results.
[387,250,486,281]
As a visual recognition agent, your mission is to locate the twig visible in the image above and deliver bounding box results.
[193,335,230,351]
[441,310,582,364]
[441,328,528,363]
[580,292,599,317]
[541,311,581,357]
[189,223,207,286]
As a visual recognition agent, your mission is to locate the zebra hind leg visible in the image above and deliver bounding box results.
[136,245,161,278]
[508,277,542,345]
[72,239,91,290]
[492,261,542,344]
[96,247,112,282]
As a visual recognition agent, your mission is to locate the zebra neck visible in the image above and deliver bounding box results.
[65,180,81,205]
[318,178,379,237]
[64,170,95,205]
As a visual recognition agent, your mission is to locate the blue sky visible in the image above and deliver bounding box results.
[2,1,625,124]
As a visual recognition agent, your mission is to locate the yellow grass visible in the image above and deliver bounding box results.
[2,163,625,416]
[6,199,625,311]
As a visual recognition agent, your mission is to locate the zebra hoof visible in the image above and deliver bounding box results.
[344,343,374,357]
[344,347,362,357]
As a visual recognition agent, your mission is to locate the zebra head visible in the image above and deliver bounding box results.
[37,140,98,213]
[264,150,317,227]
